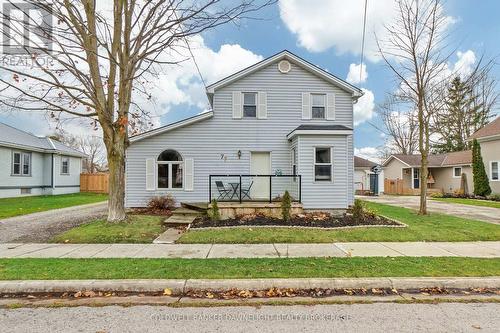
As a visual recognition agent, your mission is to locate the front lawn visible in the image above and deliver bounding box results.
[50,215,165,244]
[0,192,108,219]
[432,197,500,209]
[177,202,500,243]
[0,257,498,280]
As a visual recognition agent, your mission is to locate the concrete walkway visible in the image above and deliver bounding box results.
[360,195,500,224]
[1,241,499,258]
[0,202,108,243]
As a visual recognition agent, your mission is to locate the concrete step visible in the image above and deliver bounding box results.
[173,208,202,216]
[181,202,208,212]
[163,214,197,225]
[153,228,184,244]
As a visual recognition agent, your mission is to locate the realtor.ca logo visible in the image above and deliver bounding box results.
[1,1,53,66]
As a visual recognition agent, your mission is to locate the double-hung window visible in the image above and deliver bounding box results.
[61,157,70,175]
[12,151,31,176]
[243,92,257,118]
[453,167,462,178]
[311,94,326,119]
[291,148,297,182]
[314,147,332,181]
[492,161,499,181]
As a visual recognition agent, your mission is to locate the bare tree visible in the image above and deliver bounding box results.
[377,0,451,215]
[0,0,273,221]
[374,95,419,155]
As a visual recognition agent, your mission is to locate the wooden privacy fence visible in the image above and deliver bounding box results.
[384,178,405,195]
[80,173,109,193]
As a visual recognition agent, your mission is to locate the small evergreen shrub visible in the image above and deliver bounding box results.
[352,199,365,222]
[208,199,220,221]
[281,190,292,221]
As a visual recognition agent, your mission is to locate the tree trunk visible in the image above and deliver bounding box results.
[418,97,428,215]
[105,133,127,222]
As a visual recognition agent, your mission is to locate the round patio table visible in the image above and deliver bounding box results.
[228,182,240,200]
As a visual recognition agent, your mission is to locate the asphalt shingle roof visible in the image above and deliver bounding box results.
[0,122,86,157]
[469,117,500,139]
[387,150,472,167]
[354,156,377,168]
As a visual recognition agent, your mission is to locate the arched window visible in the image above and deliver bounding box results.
[157,149,183,189]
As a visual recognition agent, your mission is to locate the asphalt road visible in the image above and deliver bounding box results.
[1,303,499,332]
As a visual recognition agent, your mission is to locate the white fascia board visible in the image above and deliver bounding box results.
[206,51,363,98]
[130,111,213,143]
[286,129,353,140]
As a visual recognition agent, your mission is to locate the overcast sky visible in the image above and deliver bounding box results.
[0,0,499,162]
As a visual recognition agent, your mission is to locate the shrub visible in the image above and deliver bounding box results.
[208,199,220,221]
[147,194,176,211]
[352,199,365,222]
[487,193,500,202]
[430,192,444,198]
[472,139,492,197]
[281,190,292,221]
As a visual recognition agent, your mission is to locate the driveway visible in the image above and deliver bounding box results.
[0,202,107,243]
[360,195,500,224]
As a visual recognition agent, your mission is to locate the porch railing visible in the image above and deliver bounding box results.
[208,174,301,204]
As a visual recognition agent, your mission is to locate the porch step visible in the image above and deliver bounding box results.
[163,214,198,225]
[181,202,208,212]
[153,228,184,244]
[173,207,202,216]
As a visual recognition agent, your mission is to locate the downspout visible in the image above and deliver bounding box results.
[51,153,54,189]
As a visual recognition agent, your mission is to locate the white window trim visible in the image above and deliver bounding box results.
[12,151,31,177]
[452,166,462,178]
[156,161,184,190]
[61,157,70,175]
[491,161,500,181]
[412,167,420,189]
[311,93,326,119]
[291,147,297,182]
[313,146,333,182]
[242,92,257,118]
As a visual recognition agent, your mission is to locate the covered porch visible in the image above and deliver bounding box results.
[384,167,443,195]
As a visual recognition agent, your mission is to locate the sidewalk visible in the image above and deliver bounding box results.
[1,241,499,258]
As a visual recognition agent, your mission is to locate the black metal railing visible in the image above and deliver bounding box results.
[208,174,301,204]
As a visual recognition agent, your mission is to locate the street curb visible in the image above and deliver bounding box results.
[1,277,499,294]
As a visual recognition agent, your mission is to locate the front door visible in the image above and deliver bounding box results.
[250,152,271,199]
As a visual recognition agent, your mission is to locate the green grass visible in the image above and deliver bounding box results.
[177,201,500,243]
[0,193,108,219]
[432,197,500,209]
[50,215,165,244]
[0,257,498,280]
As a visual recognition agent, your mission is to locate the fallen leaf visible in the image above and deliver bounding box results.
[163,288,172,296]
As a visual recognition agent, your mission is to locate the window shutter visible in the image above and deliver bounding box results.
[257,92,267,119]
[145,158,155,191]
[302,92,311,119]
[184,158,194,191]
[326,93,335,120]
[232,91,242,119]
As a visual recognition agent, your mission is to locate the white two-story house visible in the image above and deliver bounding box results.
[125,50,362,210]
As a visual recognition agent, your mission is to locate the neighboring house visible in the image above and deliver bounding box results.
[0,122,86,198]
[354,156,384,194]
[469,116,500,194]
[126,50,363,209]
[383,150,473,195]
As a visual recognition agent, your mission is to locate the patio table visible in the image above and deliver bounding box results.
[228,182,240,200]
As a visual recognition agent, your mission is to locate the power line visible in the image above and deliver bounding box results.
[360,0,368,83]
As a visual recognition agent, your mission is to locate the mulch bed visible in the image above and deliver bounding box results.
[129,208,173,217]
[191,212,402,229]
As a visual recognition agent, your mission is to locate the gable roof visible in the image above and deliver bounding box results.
[0,122,86,157]
[206,50,363,99]
[384,151,472,168]
[469,116,500,140]
[130,111,214,143]
[354,156,377,168]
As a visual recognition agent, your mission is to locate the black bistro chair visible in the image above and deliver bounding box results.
[215,181,231,200]
[240,181,253,200]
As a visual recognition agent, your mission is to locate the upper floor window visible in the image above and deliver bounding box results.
[314,147,332,181]
[61,157,70,175]
[491,161,499,181]
[311,93,326,119]
[12,151,31,176]
[157,149,183,189]
[243,92,257,118]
